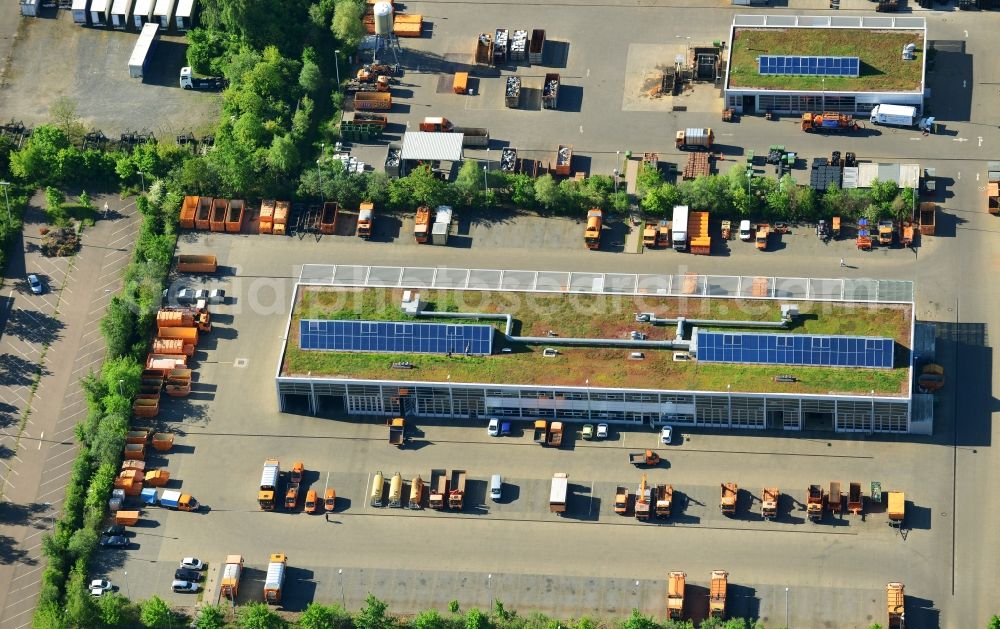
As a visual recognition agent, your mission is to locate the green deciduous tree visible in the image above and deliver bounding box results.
[533,174,560,210]
[300,51,324,93]
[299,602,351,629]
[413,609,448,629]
[331,0,365,48]
[641,182,681,217]
[464,608,489,629]
[453,160,483,206]
[403,165,448,209]
[237,602,285,629]
[355,594,390,629]
[96,591,130,627]
[100,297,136,359]
[140,595,172,627]
[620,609,660,629]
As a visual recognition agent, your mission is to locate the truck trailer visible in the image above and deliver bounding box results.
[549,473,568,514]
[675,128,713,150]
[448,470,467,510]
[429,469,448,510]
[127,22,160,79]
[807,484,825,522]
[546,422,564,447]
[219,555,244,600]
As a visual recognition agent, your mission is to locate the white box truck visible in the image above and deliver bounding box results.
[128,22,160,79]
[110,0,135,30]
[71,0,91,23]
[869,104,933,131]
[132,0,154,28]
[174,0,194,31]
[671,205,690,251]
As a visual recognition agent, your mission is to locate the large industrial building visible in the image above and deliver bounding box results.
[276,264,935,436]
[724,14,927,115]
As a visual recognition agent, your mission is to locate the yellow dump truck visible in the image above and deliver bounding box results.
[667,572,685,619]
[720,483,737,516]
[888,491,905,527]
[584,209,603,250]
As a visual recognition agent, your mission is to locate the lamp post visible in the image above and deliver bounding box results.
[785,587,789,628]
[487,573,493,611]
[0,180,11,223]
[585,379,591,421]
[334,50,341,85]
[317,143,325,202]
[123,571,131,600]
[483,166,489,204]
[338,568,346,607]
[727,383,732,427]
[615,150,621,193]
[118,379,125,397]
[136,171,145,194]
[870,389,876,435]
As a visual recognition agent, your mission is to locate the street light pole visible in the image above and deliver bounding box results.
[317,143,326,202]
[483,166,489,203]
[334,50,342,85]
[487,574,493,611]
[785,587,789,628]
[118,379,125,397]
[615,151,621,193]
[136,171,145,194]
[338,569,346,608]
[123,571,131,600]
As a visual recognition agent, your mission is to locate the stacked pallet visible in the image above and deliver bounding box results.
[273,201,289,235]
[682,153,712,180]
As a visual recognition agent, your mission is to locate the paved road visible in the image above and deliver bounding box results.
[0,196,139,629]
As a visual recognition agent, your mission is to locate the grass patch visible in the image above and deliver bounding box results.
[61,203,97,227]
[283,287,912,396]
[728,28,924,92]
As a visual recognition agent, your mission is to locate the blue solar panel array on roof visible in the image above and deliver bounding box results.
[758,55,860,78]
[696,331,893,369]
[299,320,494,355]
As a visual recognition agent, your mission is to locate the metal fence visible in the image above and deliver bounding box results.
[299,265,913,304]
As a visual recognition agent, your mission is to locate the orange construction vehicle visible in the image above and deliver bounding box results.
[848,482,863,515]
[761,487,779,520]
[720,483,737,516]
[829,481,843,515]
[414,206,433,243]
[656,220,671,247]
[667,572,685,620]
[357,202,374,239]
[614,485,629,515]
[887,583,905,629]
[857,218,873,250]
[800,112,861,133]
[655,484,673,518]
[643,221,658,248]
[878,219,894,246]
[584,209,603,249]
[899,221,915,247]
[634,474,652,521]
[219,555,244,600]
[756,223,770,250]
[807,484,825,522]
[709,571,728,619]
[628,450,661,466]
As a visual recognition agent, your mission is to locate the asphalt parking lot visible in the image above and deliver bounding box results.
[89,220,953,627]
[0,12,219,137]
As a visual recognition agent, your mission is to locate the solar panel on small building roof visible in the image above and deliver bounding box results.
[695,330,893,369]
[758,55,860,78]
[299,320,494,355]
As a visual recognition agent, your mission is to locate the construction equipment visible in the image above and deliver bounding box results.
[635,474,652,520]
[546,422,564,447]
[709,571,728,619]
[176,254,217,274]
[584,209,603,250]
[878,219,895,246]
[720,483,737,516]
[800,112,861,133]
[345,76,390,93]
[762,487,779,520]
[448,470,467,510]
[614,486,629,515]
[857,218,872,250]
[628,450,661,466]
[532,420,548,444]
[414,206,433,243]
[828,481,843,515]
[807,484,825,522]
[667,572,685,620]
[429,469,448,510]
[542,73,560,109]
[370,471,385,508]
[219,555,244,601]
[408,476,424,509]
[264,554,286,604]
[888,491,905,527]
[755,223,770,251]
[357,202,374,239]
[354,92,391,110]
[642,221,658,248]
[675,128,714,150]
[388,472,404,508]
[555,144,573,176]
[887,582,905,629]
[549,473,568,514]
[388,417,405,446]
[655,484,673,518]
[689,211,711,255]
[656,220,671,247]
[259,459,280,511]
[848,482,863,515]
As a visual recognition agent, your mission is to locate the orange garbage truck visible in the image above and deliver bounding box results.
[584,209,603,249]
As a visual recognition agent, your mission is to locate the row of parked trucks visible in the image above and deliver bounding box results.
[712,482,903,523]
[662,571,728,620]
[70,0,195,31]
[473,28,546,68]
[414,205,454,245]
[217,554,286,604]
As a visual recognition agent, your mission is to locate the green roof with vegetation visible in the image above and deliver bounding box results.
[282,287,912,396]
[728,27,924,92]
